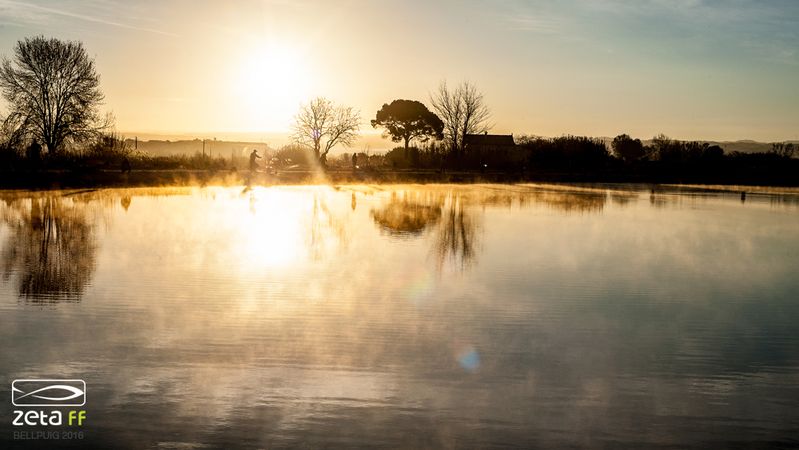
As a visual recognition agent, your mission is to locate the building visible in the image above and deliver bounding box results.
[463,133,519,168]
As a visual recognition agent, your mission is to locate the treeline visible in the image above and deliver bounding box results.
[0,132,228,171]
[369,134,798,184]
[3,129,798,185]
[605,134,798,184]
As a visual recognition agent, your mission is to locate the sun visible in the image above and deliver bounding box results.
[230,41,312,131]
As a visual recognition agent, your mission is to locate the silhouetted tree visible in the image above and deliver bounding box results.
[86,131,131,161]
[371,100,443,156]
[430,81,491,155]
[611,134,645,162]
[519,135,609,171]
[291,97,360,166]
[0,112,27,153]
[650,134,687,162]
[647,134,723,164]
[771,142,796,159]
[0,36,109,154]
[274,144,314,168]
[702,144,725,162]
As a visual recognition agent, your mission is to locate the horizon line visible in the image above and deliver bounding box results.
[116,130,798,144]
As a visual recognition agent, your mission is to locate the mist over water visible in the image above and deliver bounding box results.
[1,184,798,448]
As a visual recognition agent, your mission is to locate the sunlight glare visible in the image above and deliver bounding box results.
[232,189,303,271]
[230,40,312,131]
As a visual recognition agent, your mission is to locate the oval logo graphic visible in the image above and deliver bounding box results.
[12,379,86,406]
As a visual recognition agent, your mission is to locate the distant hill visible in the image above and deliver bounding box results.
[125,139,273,158]
[708,140,798,154]
[587,136,795,154]
[121,133,396,156]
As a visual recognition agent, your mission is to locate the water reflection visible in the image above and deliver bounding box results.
[121,195,132,211]
[609,192,637,207]
[1,184,798,448]
[433,194,479,270]
[0,196,97,301]
[769,193,799,208]
[490,185,609,213]
[308,194,348,260]
[369,185,627,270]
[371,191,442,236]
[370,190,480,269]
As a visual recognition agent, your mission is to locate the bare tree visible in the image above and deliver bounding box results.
[0,112,30,154]
[771,142,796,159]
[430,81,463,154]
[0,36,109,154]
[292,97,360,166]
[430,81,491,155]
[458,82,491,154]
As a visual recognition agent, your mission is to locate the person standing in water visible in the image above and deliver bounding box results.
[249,149,261,172]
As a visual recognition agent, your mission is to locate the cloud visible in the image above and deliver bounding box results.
[497,0,799,66]
[0,0,177,36]
[504,14,568,34]
[586,0,793,25]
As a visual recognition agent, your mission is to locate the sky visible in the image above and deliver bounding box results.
[0,0,797,143]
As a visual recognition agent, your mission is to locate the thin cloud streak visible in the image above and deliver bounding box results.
[0,0,177,36]
[504,14,566,34]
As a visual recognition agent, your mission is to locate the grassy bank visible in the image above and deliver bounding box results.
[0,169,516,189]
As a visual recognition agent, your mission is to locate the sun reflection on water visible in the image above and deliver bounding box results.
[231,188,304,271]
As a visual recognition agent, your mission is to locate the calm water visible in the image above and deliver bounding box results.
[1,184,799,448]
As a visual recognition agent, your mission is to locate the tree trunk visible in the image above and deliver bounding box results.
[45,137,57,155]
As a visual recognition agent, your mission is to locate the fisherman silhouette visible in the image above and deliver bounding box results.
[249,149,261,172]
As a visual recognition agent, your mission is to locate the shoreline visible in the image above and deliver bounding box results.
[1,168,799,190]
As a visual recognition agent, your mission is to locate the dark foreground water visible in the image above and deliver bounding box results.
[1,184,798,449]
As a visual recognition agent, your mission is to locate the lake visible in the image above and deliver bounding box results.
[1,183,798,448]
